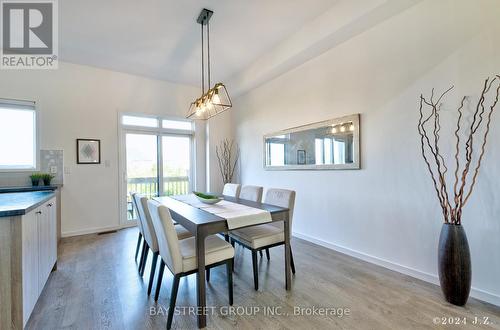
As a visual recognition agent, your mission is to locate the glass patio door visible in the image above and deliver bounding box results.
[162,135,192,196]
[125,133,159,220]
[120,114,194,224]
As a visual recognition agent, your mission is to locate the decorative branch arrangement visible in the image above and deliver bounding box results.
[216,139,240,185]
[418,75,500,225]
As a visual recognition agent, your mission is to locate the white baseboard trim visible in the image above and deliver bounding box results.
[61,223,136,238]
[293,231,500,307]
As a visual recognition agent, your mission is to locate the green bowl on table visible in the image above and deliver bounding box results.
[193,192,222,204]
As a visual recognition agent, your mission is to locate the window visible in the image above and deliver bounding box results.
[315,138,324,165]
[0,99,37,170]
[122,115,158,128]
[267,143,285,166]
[119,113,195,222]
[162,119,192,130]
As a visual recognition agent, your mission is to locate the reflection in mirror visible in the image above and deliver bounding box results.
[264,114,360,170]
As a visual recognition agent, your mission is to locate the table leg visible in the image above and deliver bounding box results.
[284,213,291,290]
[196,228,207,328]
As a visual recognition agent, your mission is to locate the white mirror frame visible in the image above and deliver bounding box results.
[263,114,360,170]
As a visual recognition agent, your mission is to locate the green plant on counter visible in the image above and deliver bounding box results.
[29,173,43,186]
[30,173,55,186]
[41,173,55,186]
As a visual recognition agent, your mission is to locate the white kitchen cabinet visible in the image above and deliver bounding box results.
[20,197,58,327]
[21,208,39,326]
[0,192,58,329]
[36,198,57,295]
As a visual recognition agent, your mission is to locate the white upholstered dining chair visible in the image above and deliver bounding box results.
[239,185,263,202]
[131,193,192,296]
[147,200,234,329]
[222,183,241,198]
[229,188,296,290]
[132,194,146,262]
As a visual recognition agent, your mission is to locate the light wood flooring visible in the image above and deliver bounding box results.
[26,227,500,329]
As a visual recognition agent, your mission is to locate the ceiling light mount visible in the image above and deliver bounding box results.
[187,8,232,120]
[196,8,213,25]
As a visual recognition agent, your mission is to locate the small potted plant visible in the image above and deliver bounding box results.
[29,173,43,186]
[42,173,55,186]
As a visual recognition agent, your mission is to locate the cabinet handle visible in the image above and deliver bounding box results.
[36,211,42,214]
[47,203,53,207]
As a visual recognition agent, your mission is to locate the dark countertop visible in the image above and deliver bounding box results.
[0,191,56,217]
[0,185,58,193]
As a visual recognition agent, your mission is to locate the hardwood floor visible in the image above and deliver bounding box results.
[26,228,500,329]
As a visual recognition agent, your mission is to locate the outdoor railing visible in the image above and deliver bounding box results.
[127,176,190,198]
[127,176,190,220]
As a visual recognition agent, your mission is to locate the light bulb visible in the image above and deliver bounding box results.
[212,92,221,104]
[331,127,337,134]
[340,126,346,132]
[349,124,354,131]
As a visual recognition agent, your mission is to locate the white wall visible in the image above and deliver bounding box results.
[206,110,234,193]
[232,0,500,305]
[0,62,203,237]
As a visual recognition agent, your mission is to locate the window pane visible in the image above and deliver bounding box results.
[315,138,324,165]
[324,138,332,164]
[122,115,158,127]
[269,143,285,166]
[333,140,346,164]
[162,119,192,130]
[126,134,158,220]
[162,136,191,195]
[0,108,36,169]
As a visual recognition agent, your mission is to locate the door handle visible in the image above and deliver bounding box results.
[36,211,42,214]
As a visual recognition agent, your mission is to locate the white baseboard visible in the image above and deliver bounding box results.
[61,223,136,238]
[292,231,500,307]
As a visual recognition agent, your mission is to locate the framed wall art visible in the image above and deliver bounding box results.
[77,139,101,164]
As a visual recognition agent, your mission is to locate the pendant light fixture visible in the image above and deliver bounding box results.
[187,8,232,120]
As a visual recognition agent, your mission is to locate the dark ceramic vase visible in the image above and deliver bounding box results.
[438,223,471,306]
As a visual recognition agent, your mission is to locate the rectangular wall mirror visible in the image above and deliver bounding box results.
[264,114,360,170]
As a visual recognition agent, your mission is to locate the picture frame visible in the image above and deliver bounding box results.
[77,139,101,164]
[297,150,306,165]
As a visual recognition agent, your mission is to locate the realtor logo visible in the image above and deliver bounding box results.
[1,0,58,69]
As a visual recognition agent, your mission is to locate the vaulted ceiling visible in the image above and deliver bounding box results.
[60,0,421,95]
[59,0,336,86]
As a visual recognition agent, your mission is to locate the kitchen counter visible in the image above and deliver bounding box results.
[0,191,56,217]
[0,185,58,193]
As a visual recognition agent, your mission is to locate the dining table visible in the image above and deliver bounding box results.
[152,194,291,328]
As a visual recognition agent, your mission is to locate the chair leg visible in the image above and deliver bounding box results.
[167,274,180,330]
[252,250,258,290]
[140,244,149,276]
[226,259,233,305]
[265,248,270,260]
[138,240,147,273]
[290,247,296,274]
[230,237,235,248]
[135,232,142,261]
[224,234,230,242]
[147,252,159,295]
[154,260,165,301]
[259,250,263,258]
[206,268,210,282]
